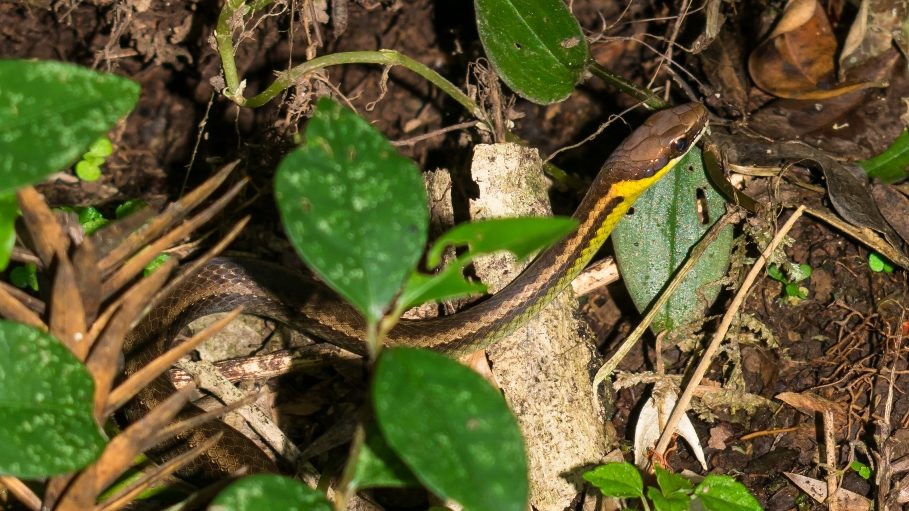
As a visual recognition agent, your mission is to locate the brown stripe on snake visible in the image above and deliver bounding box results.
[122,103,709,481]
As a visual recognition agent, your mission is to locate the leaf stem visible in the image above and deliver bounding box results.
[587,62,666,110]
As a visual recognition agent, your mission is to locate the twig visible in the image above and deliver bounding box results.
[651,206,806,460]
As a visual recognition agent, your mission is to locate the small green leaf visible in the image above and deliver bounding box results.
[115,199,147,219]
[0,60,139,195]
[648,486,690,511]
[397,217,576,311]
[275,98,428,323]
[349,425,420,490]
[655,466,694,496]
[796,263,812,281]
[425,217,576,268]
[857,129,909,183]
[210,474,331,511]
[475,0,588,104]
[75,161,102,182]
[869,252,894,273]
[0,192,17,271]
[143,253,171,277]
[850,460,872,480]
[75,206,109,235]
[767,265,785,283]
[0,320,106,477]
[86,137,113,158]
[582,462,644,499]
[613,148,733,333]
[10,263,38,292]
[694,475,761,511]
[373,348,528,511]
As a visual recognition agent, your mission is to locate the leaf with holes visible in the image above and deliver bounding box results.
[612,148,733,333]
[0,60,139,195]
[475,0,589,104]
[0,320,106,477]
[275,98,429,324]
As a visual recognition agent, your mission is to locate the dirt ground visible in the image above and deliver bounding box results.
[2,0,909,509]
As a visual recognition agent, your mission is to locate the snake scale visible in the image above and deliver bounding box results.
[123,103,709,481]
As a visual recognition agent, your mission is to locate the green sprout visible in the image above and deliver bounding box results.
[10,262,38,291]
[74,136,113,182]
[767,263,812,302]
[868,253,894,273]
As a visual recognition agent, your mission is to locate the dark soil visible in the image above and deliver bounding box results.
[2,1,908,509]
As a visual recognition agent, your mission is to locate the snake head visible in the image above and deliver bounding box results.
[605,103,709,182]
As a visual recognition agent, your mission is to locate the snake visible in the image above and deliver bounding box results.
[123,103,709,482]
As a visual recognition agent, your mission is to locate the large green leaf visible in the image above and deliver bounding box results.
[612,148,733,333]
[475,0,588,104]
[373,348,528,511]
[210,474,332,511]
[0,320,106,477]
[694,475,762,511]
[275,98,429,323]
[349,424,420,490]
[583,462,644,499]
[0,60,139,195]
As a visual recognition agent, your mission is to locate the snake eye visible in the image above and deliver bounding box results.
[672,137,689,154]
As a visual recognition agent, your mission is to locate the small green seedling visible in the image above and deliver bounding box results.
[143,253,171,277]
[10,262,38,291]
[850,460,872,480]
[767,263,812,302]
[583,462,761,511]
[868,252,894,273]
[74,136,113,182]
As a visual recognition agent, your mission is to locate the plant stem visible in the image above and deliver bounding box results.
[588,62,666,110]
[241,50,483,119]
[215,0,247,101]
[334,424,366,511]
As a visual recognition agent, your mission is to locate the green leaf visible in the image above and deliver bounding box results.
[694,475,762,511]
[647,486,690,511]
[115,199,147,219]
[75,161,101,182]
[474,0,588,104]
[397,217,576,311]
[143,253,171,277]
[868,252,894,273]
[425,217,576,268]
[275,98,428,323]
[373,348,528,511]
[654,466,693,496]
[210,474,332,511]
[350,424,420,490]
[86,136,113,158]
[766,265,785,283]
[613,148,733,333]
[0,60,139,195]
[582,462,644,499]
[0,320,106,477]
[850,460,872,480]
[10,263,38,292]
[75,206,109,235]
[0,192,17,271]
[857,129,909,183]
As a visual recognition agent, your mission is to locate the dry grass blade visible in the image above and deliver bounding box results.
[150,217,250,303]
[0,280,44,315]
[87,257,178,420]
[0,476,41,511]
[16,187,69,267]
[49,253,88,358]
[100,178,248,301]
[155,393,258,446]
[97,161,239,274]
[56,387,195,511]
[71,238,102,322]
[0,283,46,329]
[105,307,244,415]
[90,206,156,258]
[96,433,224,511]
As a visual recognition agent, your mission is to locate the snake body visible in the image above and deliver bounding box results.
[124,103,708,481]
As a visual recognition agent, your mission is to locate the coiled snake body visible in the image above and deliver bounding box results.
[123,103,709,481]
